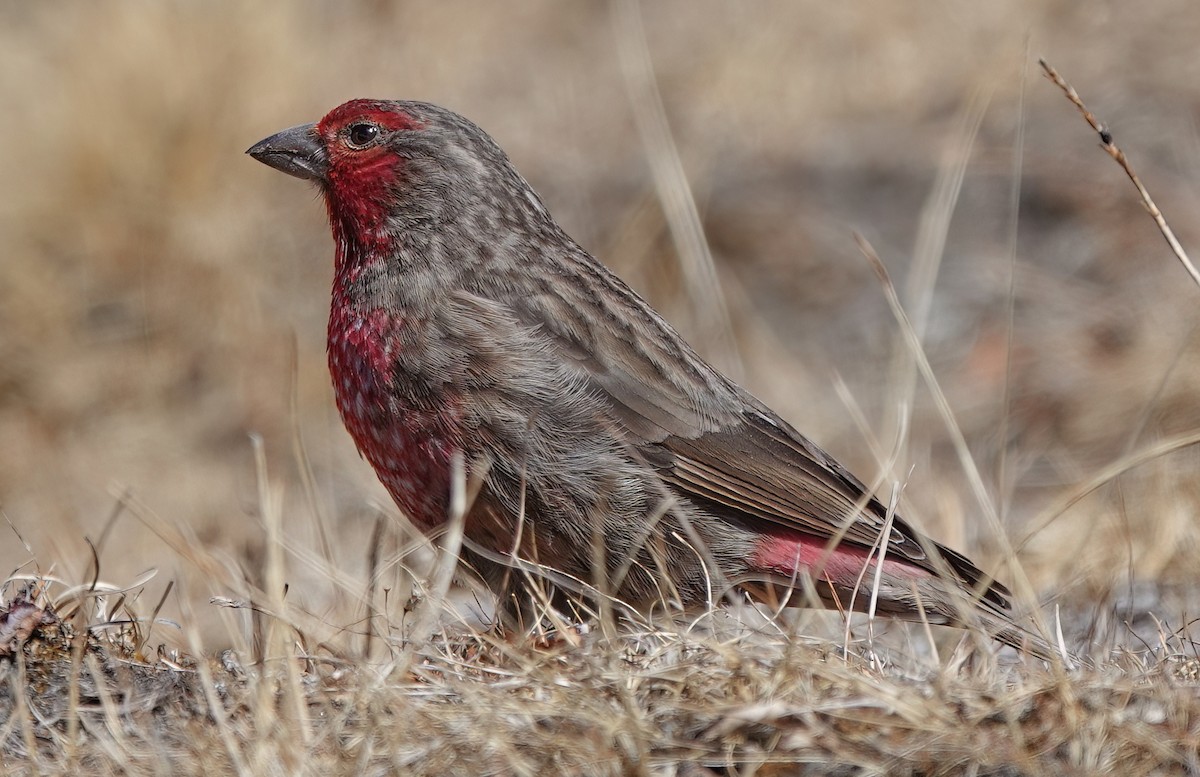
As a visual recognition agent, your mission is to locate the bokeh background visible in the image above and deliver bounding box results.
[3,1,1200,649]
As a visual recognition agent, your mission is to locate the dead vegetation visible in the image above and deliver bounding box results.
[3,574,1199,776]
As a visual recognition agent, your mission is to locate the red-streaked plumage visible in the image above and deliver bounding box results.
[327,303,459,528]
[750,530,932,587]
[248,99,1054,656]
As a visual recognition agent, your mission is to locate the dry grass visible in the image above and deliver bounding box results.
[4,1,1200,773]
[3,573,1199,775]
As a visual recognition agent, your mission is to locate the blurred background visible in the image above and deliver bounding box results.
[3,1,1200,650]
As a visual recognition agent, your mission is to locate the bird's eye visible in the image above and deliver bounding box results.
[345,122,380,149]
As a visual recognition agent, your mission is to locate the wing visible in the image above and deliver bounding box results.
[653,408,1009,609]
[490,252,1010,609]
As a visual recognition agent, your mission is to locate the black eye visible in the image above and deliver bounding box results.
[346,122,380,148]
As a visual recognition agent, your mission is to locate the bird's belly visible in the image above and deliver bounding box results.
[328,309,457,529]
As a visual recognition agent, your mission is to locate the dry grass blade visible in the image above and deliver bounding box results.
[882,90,987,480]
[395,452,475,676]
[1038,58,1199,290]
[1017,429,1200,553]
[183,596,252,777]
[855,233,1060,661]
[251,434,311,755]
[611,0,743,379]
[997,46,1031,516]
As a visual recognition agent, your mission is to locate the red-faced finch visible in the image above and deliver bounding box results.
[248,99,1056,657]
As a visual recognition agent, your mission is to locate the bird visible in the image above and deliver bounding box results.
[247,99,1051,656]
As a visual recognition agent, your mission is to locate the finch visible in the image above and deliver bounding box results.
[248,99,1047,655]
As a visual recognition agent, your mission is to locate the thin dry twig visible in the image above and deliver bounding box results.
[1038,58,1199,290]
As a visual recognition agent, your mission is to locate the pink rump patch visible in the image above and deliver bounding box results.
[751,529,931,587]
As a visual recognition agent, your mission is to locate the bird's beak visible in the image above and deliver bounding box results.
[246,123,328,183]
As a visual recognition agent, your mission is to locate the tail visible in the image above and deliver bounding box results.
[912,576,1080,665]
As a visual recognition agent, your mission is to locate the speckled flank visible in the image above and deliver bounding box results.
[327,291,456,530]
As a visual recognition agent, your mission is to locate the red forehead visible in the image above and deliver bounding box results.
[317,99,423,135]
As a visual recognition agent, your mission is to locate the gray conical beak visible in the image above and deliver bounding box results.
[247,122,328,183]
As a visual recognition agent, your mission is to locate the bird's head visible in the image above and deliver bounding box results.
[248,99,546,257]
